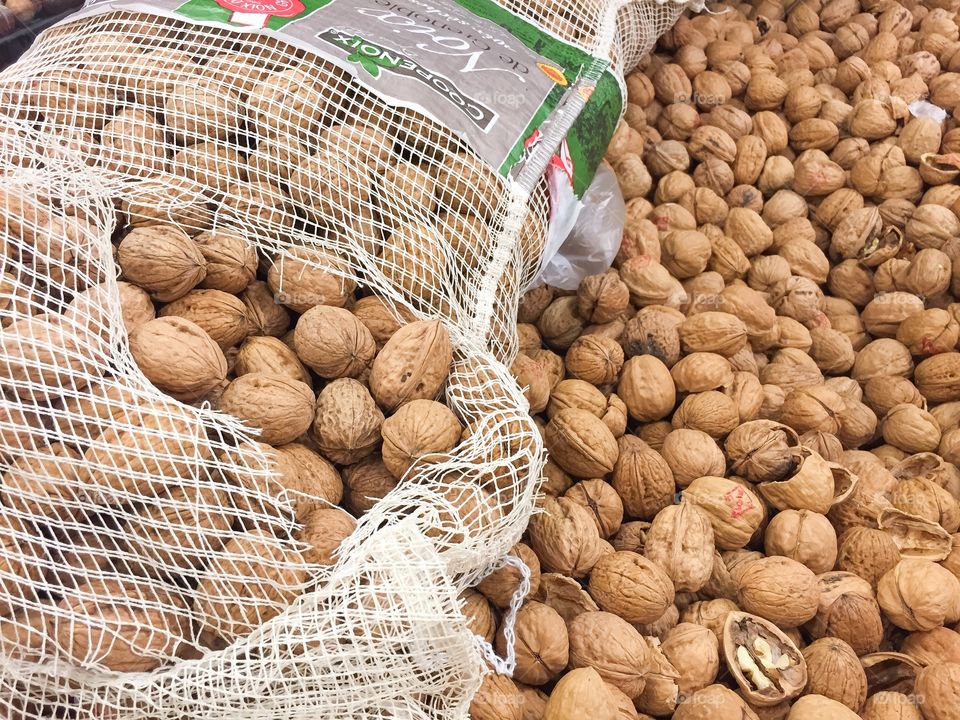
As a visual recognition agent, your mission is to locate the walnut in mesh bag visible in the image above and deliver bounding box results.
[220,179,298,243]
[0,313,103,402]
[126,48,201,106]
[434,151,502,220]
[172,141,247,195]
[204,51,273,100]
[98,107,169,178]
[295,507,357,567]
[194,230,258,294]
[367,320,452,415]
[221,440,342,525]
[78,399,214,501]
[123,481,236,581]
[246,64,348,140]
[312,378,383,465]
[0,513,46,616]
[0,442,82,523]
[194,528,309,643]
[266,246,356,314]
[121,176,213,233]
[379,160,438,219]
[246,131,310,185]
[56,577,191,673]
[164,77,241,144]
[159,288,252,351]
[319,121,394,171]
[378,220,448,312]
[25,69,116,131]
[288,145,373,225]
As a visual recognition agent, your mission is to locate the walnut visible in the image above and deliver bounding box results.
[312,379,383,465]
[684,476,764,550]
[764,509,838,575]
[612,435,675,520]
[877,559,960,630]
[588,551,675,624]
[528,496,602,578]
[495,601,568,686]
[295,507,357,566]
[129,316,226,402]
[564,480,624,539]
[735,556,819,628]
[618,355,679,422]
[57,578,190,672]
[477,542,541,609]
[98,106,168,177]
[544,408,619,478]
[644,502,716,592]
[294,305,375,380]
[241,281,290,338]
[567,611,650,699]
[802,638,867,712]
[380,399,462,480]
[565,335,624,387]
[342,456,397,516]
[118,225,206,302]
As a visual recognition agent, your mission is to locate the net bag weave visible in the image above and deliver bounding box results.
[0,0,688,717]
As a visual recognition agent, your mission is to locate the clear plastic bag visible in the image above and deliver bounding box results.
[533,163,625,290]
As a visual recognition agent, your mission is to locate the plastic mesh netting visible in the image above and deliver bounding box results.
[0,1,688,717]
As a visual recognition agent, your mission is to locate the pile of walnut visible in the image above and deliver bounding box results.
[0,24,544,680]
[468,0,960,719]
[2,217,464,669]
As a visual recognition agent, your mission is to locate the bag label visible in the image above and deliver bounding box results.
[74,0,622,198]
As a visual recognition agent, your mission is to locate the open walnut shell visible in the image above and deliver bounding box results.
[860,651,923,697]
[722,611,807,707]
[892,452,960,501]
[877,507,953,561]
[860,224,903,267]
[919,152,960,185]
[758,446,858,513]
[533,573,600,624]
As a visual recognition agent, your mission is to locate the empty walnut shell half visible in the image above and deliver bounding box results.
[859,652,923,697]
[758,447,858,514]
[877,507,953,561]
[722,611,807,707]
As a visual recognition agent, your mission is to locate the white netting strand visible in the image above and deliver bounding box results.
[0,0,689,717]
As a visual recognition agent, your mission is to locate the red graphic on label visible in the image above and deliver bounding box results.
[523,131,574,187]
[550,138,574,186]
[215,0,304,16]
[523,128,544,154]
[724,486,755,519]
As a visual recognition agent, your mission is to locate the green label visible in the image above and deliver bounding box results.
[81,0,625,197]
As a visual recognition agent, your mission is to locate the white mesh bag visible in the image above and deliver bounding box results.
[0,0,690,717]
